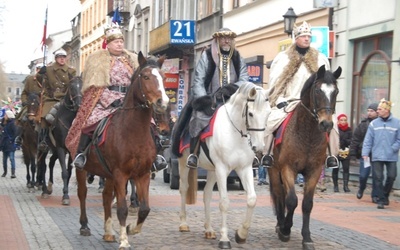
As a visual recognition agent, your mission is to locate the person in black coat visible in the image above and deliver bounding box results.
[349,103,379,201]
[1,110,18,178]
[333,113,353,192]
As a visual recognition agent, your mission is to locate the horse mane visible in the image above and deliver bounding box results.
[229,82,265,110]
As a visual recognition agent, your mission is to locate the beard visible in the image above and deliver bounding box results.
[220,45,231,52]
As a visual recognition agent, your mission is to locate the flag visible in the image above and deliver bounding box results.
[112,7,121,24]
[40,6,48,51]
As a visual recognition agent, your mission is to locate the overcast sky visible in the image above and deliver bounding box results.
[0,0,81,74]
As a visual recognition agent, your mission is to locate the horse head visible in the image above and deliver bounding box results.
[26,93,41,122]
[129,51,169,114]
[301,65,342,132]
[152,103,171,136]
[64,76,83,112]
[231,82,271,154]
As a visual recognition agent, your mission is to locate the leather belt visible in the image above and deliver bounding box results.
[108,85,127,93]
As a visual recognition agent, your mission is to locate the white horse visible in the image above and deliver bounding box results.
[178,82,271,249]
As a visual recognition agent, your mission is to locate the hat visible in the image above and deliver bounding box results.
[378,98,393,111]
[367,103,378,111]
[54,49,67,58]
[293,21,312,39]
[5,110,15,119]
[104,23,124,43]
[212,28,237,39]
[337,113,347,121]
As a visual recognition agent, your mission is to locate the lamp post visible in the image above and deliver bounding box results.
[283,7,298,37]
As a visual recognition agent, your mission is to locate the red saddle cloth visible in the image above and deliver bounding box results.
[274,111,294,147]
[179,108,219,154]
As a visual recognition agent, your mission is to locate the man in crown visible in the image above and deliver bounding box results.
[261,21,340,169]
[185,27,249,168]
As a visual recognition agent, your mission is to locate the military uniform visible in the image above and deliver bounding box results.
[15,75,43,122]
[38,63,76,122]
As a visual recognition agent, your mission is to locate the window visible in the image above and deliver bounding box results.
[351,33,392,126]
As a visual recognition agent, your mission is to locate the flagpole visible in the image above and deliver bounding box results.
[41,6,48,65]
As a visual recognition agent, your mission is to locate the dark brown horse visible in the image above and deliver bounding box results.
[76,52,169,249]
[268,65,341,250]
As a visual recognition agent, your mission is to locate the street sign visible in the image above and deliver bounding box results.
[311,26,329,58]
[170,20,196,45]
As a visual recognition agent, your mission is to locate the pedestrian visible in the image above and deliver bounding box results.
[257,164,268,186]
[349,103,379,202]
[362,98,400,209]
[1,110,18,178]
[261,21,339,169]
[186,27,248,168]
[333,113,352,192]
[66,23,139,169]
[36,49,76,150]
[316,166,327,192]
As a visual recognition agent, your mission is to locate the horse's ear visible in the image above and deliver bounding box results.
[333,66,342,79]
[316,65,326,80]
[138,51,147,67]
[157,54,166,68]
[249,87,257,99]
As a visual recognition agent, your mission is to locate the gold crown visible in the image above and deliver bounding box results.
[293,21,312,38]
[104,23,124,42]
[379,98,393,110]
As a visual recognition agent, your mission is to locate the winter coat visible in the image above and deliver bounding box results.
[349,118,372,158]
[362,114,400,162]
[338,126,352,160]
[1,119,17,152]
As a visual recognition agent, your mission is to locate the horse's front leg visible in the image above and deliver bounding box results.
[281,167,297,241]
[47,153,57,195]
[127,174,151,235]
[235,167,257,244]
[114,175,131,249]
[102,178,116,242]
[76,169,91,236]
[301,171,320,250]
[57,148,70,205]
[203,171,217,239]
[215,170,231,249]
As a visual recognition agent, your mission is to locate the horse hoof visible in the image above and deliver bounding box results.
[205,231,216,239]
[41,193,49,199]
[235,230,246,244]
[302,241,315,250]
[179,225,190,232]
[118,246,132,250]
[218,241,232,249]
[80,228,91,236]
[277,228,290,242]
[103,234,116,242]
[62,198,70,206]
[47,182,53,195]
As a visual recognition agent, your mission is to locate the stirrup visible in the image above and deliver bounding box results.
[73,153,87,170]
[252,157,260,169]
[261,154,274,168]
[186,154,198,169]
[151,155,168,172]
[325,155,339,169]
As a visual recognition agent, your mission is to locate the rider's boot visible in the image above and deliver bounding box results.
[73,133,92,170]
[38,128,49,151]
[261,134,274,168]
[186,136,200,169]
[152,155,168,172]
[326,155,339,168]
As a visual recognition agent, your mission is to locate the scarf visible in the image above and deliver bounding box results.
[338,123,349,131]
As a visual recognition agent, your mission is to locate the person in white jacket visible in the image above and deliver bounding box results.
[261,21,339,169]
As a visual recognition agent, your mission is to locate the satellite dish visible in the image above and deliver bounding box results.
[128,17,135,31]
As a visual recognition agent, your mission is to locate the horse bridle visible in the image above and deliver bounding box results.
[64,87,82,112]
[223,95,267,148]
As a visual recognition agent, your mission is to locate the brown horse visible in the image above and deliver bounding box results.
[76,52,169,249]
[268,65,341,250]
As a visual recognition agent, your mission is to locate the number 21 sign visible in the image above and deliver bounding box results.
[170,20,196,45]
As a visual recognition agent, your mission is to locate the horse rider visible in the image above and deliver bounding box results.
[36,49,77,150]
[186,27,249,169]
[14,63,44,145]
[261,21,340,169]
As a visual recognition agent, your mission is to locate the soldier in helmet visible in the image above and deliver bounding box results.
[36,49,76,150]
[186,28,249,168]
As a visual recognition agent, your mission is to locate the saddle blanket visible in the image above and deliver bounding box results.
[274,111,294,147]
[179,109,219,154]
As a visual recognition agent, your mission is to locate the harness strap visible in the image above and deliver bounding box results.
[201,142,214,166]
[92,117,113,176]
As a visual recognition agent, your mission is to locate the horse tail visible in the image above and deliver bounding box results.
[186,168,198,204]
[171,100,193,157]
